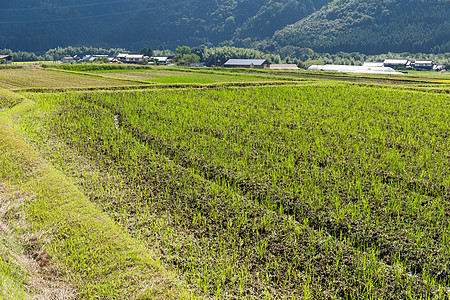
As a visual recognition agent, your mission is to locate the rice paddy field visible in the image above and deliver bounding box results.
[1,65,450,299]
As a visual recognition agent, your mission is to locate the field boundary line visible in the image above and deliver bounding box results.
[14,80,309,93]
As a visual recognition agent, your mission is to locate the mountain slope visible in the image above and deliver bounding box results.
[272,0,450,54]
[0,0,330,51]
[102,0,330,49]
[0,0,448,54]
[0,0,148,51]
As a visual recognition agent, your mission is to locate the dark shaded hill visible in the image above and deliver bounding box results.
[0,0,330,51]
[272,0,450,54]
[0,0,148,51]
[0,0,448,54]
[102,0,330,50]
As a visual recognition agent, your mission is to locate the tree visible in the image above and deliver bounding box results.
[139,47,154,57]
[175,46,200,65]
[191,47,205,61]
[176,46,192,56]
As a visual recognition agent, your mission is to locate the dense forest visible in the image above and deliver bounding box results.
[272,0,450,54]
[0,0,449,54]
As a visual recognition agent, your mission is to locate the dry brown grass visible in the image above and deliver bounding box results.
[0,67,139,91]
[0,183,77,300]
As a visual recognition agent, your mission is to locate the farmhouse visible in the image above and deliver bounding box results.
[224,59,270,69]
[269,64,299,70]
[383,58,411,69]
[116,53,128,61]
[0,55,13,64]
[116,53,148,63]
[61,56,74,63]
[414,60,433,70]
[151,56,171,65]
[125,54,148,63]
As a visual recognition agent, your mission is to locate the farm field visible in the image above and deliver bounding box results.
[0,66,146,90]
[1,65,450,299]
[90,68,287,84]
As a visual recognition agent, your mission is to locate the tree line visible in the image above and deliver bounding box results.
[2,45,449,67]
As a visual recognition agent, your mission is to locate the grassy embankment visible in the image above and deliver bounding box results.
[0,88,192,299]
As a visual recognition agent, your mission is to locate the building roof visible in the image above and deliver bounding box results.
[384,58,409,64]
[0,55,12,59]
[117,53,129,58]
[363,62,384,68]
[125,54,146,59]
[269,64,299,69]
[151,56,169,62]
[414,60,433,64]
[224,59,268,66]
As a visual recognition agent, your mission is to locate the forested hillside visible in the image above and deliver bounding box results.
[0,0,329,51]
[0,0,448,54]
[272,0,450,54]
[96,0,332,50]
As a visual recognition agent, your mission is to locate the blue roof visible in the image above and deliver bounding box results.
[224,59,268,66]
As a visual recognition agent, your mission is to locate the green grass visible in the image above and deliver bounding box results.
[16,83,450,298]
[94,69,266,84]
[0,99,192,299]
[0,89,24,110]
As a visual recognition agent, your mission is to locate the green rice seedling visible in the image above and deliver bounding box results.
[13,82,450,298]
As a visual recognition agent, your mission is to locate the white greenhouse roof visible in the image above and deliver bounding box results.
[269,64,299,69]
[307,64,398,74]
[362,62,384,67]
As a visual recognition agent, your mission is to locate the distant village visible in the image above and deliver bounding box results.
[1,52,446,73]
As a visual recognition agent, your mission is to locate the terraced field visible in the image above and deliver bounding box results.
[1,65,450,299]
[0,67,139,90]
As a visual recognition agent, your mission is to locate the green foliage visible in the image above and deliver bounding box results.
[139,47,154,57]
[273,0,450,54]
[45,46,125,60]
[175,46,200,65]
[203,46,282,66]
[176,46,192,56]
[0,89,23,110]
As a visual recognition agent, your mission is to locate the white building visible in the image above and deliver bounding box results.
[414,60,433,70]
[0,55,13,64]
[383,58,411,69]
[224,59,270,69]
